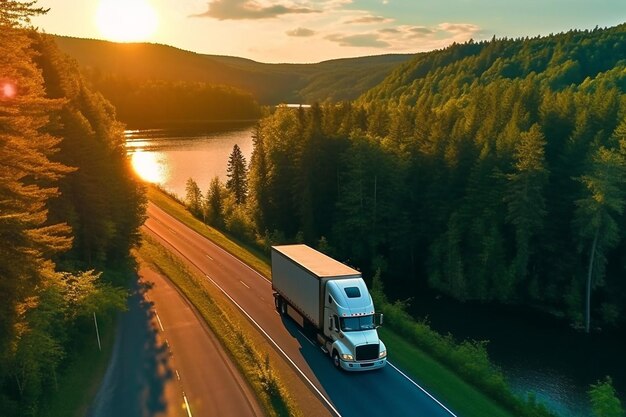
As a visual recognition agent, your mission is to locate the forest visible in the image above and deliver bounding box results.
[84,74,261,127]
[0,3,145,415]
[195,24,626,334]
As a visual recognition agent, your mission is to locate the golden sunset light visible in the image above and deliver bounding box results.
[130,150,166,183]
[6,2,626,417]
[96,0,158,42]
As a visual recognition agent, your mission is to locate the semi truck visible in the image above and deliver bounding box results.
[271,244,387,371]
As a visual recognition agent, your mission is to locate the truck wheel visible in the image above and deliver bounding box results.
[279,297,288,316]
[332,351,341,369]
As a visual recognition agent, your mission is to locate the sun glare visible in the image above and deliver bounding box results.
[131,151,167,184]
[96,0,158,42]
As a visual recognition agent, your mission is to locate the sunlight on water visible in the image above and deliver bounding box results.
[131,150,168,184]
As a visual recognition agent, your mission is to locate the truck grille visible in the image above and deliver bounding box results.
[355,344,379,361]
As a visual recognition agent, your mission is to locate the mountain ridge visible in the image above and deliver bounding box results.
[52,35,414,104]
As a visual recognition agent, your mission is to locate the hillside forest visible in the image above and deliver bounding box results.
[193,24,626,335]
[0,3,145,415]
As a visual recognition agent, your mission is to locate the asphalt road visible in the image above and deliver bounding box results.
[87,257,263,417]
[144,202,458,417]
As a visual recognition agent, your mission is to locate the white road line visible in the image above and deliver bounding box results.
[176,370,181,381]
[297,330,315,346]
[183,392,193,417]
[155,312,165,332]
[388,362,458,417]
[203,274,342,417]
[239,280,250,289]
[145,217,457,417]
[205,253,214,261]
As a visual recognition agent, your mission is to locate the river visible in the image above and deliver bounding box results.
[125,125,624,417]
[125,122,255,198]
[405,291,626,417]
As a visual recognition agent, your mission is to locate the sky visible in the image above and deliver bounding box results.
[33,0,626,63]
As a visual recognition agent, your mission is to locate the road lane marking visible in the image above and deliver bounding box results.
[183,392,193,417]
[145,212,457,417]
[205,253,214,261]
[239,280,250,289]
[388,362,458,417]
[155,312,165,331]
[202,273,342,417]
[297,330,315,346]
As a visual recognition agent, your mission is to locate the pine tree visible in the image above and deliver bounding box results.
[0,2,72,412]
[185,178,203,218]
[226,144,248,205]
[505,124,548,286]
[205,176,224,227]
[248,124,269,231]
[574,146,625,332]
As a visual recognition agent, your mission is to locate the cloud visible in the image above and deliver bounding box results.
[325,33,390,48]
[408,26,434,35]
[379,27,400,34]
[438,22,481,35]
[345,15,392,24]
[193,0,320,20]
[286,27,315,37]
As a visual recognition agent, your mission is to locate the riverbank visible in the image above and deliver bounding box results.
[405,290,626,417]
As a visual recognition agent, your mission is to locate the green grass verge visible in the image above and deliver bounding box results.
[40,319,116,417]
[148,186,270,277]
[380,328,514,417]
[138,233,300,417]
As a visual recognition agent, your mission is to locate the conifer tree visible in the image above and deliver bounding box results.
[226,144,248,205]
[205,176,224,227]
[574,146,625,332]
[185,178,203,218]
[505,124,548,286]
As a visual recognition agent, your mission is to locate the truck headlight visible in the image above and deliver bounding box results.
[379,350,387,358]
[341,353,354,361]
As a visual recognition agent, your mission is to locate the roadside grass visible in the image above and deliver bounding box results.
[40,319,116,417]
[380,328,514,417]
[138,232,300,417]
[147,185,270,277]
[148,185,524,417]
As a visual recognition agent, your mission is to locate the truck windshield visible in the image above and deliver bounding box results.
[340,315,375,332]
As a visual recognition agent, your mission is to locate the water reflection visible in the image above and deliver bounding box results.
[130,150,169,184]
[125,125,254,198]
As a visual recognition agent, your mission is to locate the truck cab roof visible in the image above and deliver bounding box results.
[327,278,375,316]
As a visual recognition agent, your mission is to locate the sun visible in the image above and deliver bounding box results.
[96,0,158,42]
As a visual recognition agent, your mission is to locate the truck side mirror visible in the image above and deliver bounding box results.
[376,313,384,328]
[329,317,334,331]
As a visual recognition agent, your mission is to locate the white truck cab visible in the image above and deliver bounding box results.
[323,278,387,370]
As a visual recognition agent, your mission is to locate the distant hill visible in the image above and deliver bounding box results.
[52,36,413,104]
[358,23,626,106]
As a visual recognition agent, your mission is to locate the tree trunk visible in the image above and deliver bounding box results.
[585,227,600,333]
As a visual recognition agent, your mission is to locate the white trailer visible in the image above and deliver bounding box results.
[272,244,386,371]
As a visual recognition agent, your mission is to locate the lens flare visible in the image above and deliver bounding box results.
[1,82,17,99]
